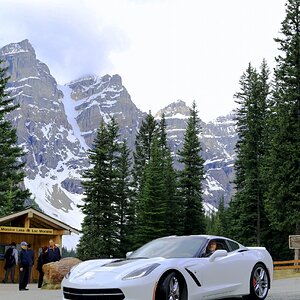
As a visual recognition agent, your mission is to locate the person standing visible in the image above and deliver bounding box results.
[48,239,61,262]
[2,242,18,283]
[27,243,34,283]
[19,241,32,291]
[36,246,49,288]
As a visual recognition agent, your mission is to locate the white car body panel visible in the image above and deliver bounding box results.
[62,235,273,300]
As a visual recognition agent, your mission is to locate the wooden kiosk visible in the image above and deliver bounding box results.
[0,207,79,282]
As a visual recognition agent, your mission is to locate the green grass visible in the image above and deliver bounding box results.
[273,269,300,280]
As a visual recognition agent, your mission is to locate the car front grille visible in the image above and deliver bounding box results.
[63,287,125,300]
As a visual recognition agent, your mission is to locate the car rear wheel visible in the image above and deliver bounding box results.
[243,263,269,300]
[157,272,186,300]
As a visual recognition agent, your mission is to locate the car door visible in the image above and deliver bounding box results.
[187,239,251,299]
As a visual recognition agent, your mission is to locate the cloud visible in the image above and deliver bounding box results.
[0,0,287,121]
[0,0,129,83]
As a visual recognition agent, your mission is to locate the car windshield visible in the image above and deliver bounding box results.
[128,236,207,259]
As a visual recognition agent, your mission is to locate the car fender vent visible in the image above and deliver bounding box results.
[185,268,201,287]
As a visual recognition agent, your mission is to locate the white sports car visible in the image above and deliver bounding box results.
[62,235,273,300]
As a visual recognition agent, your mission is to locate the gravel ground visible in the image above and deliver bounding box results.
[0,277,299,300]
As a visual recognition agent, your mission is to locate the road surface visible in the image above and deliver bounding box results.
[0,277,299,299]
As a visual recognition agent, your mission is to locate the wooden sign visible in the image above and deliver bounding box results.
[289,235,300,249]
[0,226,53,235]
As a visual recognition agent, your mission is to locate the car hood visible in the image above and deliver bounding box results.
[66,257,166,285]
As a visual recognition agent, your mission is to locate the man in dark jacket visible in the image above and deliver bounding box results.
[2,242,18,283]
[37,246,50,288]
[19,241,32,291]
[48,239,61,262]
[27,243,34,283]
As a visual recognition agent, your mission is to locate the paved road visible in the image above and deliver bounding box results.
[0,283,63,299]
[266,277,300,300]
[0,277,299,299]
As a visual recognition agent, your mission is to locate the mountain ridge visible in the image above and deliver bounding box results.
[0,39,237,231]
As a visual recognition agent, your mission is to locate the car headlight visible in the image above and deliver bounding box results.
[122,263,160,280]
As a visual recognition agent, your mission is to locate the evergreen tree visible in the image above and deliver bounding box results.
[131,112,159,245]
[62,247,76,258]
[133,113,181,246]
[133,112,158,190]
[114,140,134,256]
[158,114,182,235]
[177,101,206,235]
[134,136,168,246]
[205,212,215,235]
[265,0,300,237]
[228,62,270,246]
[77,119,120,260]
[0,60,30,217]
[208,196,229,236]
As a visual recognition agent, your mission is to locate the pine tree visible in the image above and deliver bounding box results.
[208,196,229,236]
[77,119,120,260]
[0,60,30,217]
[134,136,168,246]
[228,62,270,246]
[158,114,182,235]
[133,112,158,190]
[265,0,300,237]
[133,113,181,246]
[131,112,159,246]
[114,140,134,256]
[177,101,206,235]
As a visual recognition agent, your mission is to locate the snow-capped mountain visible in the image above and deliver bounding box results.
[0,39,237,233]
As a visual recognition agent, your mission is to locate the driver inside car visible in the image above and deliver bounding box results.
[204,240,217,257]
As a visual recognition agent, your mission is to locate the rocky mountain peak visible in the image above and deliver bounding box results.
[65,71,143,148]
[155,100,190,118]
[1,39,55,87]
[0,39,34,56]
[110,74,122,86]
[67,73,124,102]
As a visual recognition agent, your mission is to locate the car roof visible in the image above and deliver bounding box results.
[159,234,227,239]
[158,235,244,246]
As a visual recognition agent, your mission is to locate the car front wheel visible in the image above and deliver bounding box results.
[243,263,269,300]
[157,272,186,300]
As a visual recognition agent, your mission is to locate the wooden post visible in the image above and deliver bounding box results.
[295,249,300,272]
[24,216,30,228]
[296,224,300,266]
[289,235,300,272]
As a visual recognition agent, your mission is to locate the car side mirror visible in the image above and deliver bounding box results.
[126,251,133,258]
[209,250,228,262]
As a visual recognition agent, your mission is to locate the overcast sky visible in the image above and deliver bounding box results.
[0,0,287,122]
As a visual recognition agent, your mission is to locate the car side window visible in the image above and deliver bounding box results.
[227,240,240,252]
[201,239,229,257]
[215,239,229,251]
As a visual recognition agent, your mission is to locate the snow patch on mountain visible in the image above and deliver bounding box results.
[25,175,83,230]
[203,202,218,215]
[59,84,89,150]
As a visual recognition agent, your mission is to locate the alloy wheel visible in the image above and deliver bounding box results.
[168,276,180,300]
[253,266,269,298]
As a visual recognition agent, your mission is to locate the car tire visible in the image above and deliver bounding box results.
[243,263,269,300]
[156,271,187,300]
